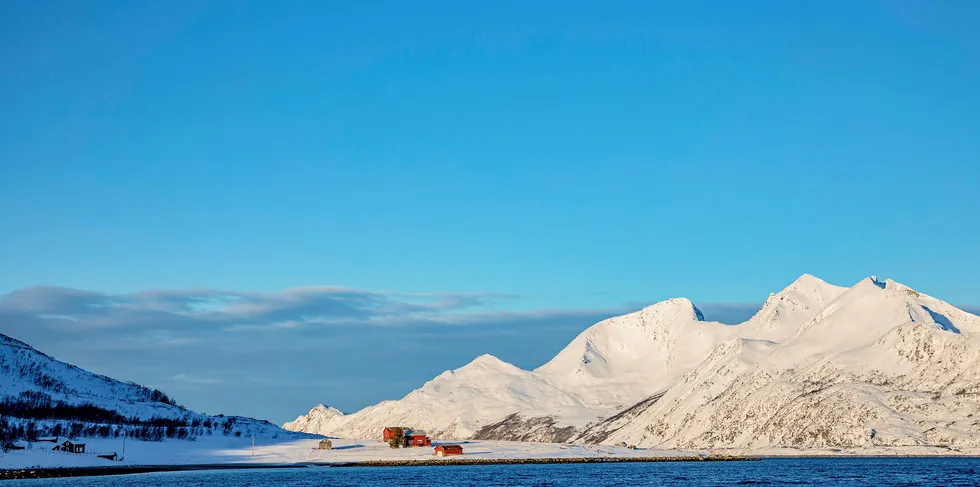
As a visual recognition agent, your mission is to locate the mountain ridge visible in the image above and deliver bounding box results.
[284,274,980,451]
[0,331,315,444]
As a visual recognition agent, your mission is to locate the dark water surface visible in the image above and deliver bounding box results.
[9,458,980,486]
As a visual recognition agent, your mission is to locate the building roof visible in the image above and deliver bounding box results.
[436,444,463,449]
[405,430,427,436]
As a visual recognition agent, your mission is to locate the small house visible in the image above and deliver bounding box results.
[317,439,333,450]
[434,444,463,457]
[53,439,86,454]
[97,453,119,461]
[405,430,431,447]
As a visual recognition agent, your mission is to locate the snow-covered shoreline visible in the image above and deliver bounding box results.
[0,437,690,470]
[4,436,980,473]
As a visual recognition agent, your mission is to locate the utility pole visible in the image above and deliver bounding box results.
[251,435,255,458]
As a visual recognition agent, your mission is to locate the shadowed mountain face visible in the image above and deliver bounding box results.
[285,275,980,451]
[0,332,317,442]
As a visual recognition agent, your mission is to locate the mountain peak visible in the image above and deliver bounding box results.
[638,297,704,322]
[454,354,519,374]
[471,353,504,365]
[744,274,846,340]
[857,275,914,294]
[786,273,836,292]
[768,274,844,301]
[312,404,345,417]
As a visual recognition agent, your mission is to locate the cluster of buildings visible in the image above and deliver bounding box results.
[382,427,462,456]
[16,437,120,461]
[383,426,431,447]
[312,427,464,456]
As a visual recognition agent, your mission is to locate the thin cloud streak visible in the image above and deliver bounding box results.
[0,286,540,334]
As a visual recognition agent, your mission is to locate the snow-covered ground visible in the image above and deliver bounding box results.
[0,437,692,470]
[5,437,980,471]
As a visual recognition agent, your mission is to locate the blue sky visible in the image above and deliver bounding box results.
[1,1,978,423]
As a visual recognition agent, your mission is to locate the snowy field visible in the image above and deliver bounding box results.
[4,436,980,471]
[0,437,693,470]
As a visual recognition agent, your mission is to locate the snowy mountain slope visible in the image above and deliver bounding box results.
[0,332,313,441]
[285,274,858,441]
[738,274,846,343]
[588,277,980,451]
[767,277,980,365]
[284,354,603,440]
[534,298,738,409]
[534,275,845,410]
[0,333,185,421]
[280,404,346,437]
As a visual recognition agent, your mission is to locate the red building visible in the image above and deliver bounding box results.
[383,427,407,441]
[382,427,432,447]
[405,430,431,447]
[434,444,463,456]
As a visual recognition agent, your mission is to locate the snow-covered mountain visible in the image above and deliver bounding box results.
[535,275,844,410]
[285,275,980,452]
[0,332,313,441]
[1,333,186,421]
[587,277,980,451]
[285,354,600,440]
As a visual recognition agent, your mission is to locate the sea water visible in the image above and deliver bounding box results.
[8,458,980,486]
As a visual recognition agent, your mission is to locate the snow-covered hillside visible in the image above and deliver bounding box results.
[586,277,980,451]
[285,275,980,452]
[0,332,313,443]
[535,275,844,410]
[0,333,186,421]
[285,354,602,440]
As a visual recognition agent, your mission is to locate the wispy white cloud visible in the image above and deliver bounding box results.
[0,285,532,334]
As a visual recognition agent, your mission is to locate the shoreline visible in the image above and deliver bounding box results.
[0,464,303,481]
[325,455,757,467]
[7,453,980,480]
[0,456,751,480]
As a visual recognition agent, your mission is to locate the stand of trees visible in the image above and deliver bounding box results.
[387,427,405,448]
[127,382,181,408]
[0,392,242,450]
[0,417,215,451]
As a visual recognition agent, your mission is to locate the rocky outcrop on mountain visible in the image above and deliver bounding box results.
[471,413,578,443]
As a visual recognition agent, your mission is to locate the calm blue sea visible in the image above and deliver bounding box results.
[9,458,980,486]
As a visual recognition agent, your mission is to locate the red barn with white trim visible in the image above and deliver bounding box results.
[434,444,463,456]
